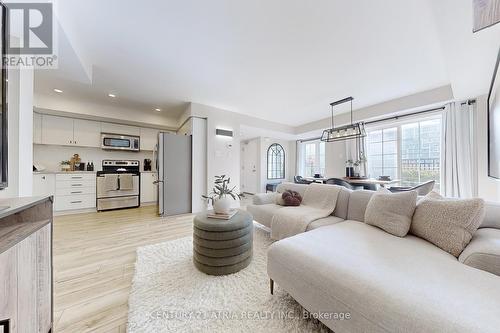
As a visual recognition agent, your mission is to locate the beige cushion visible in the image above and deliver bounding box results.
[346,190,375,222]
[268,221,500,333]
[364,189,417,237]
[274,192,285,206]
[459,228,500,277]
[246,204,283,228]
[482,201,500,230]
[333,187,351,219]
[411,191,485,257]
[306,216,345,231]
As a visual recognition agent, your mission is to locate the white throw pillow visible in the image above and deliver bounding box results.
[410,191,485,257]
[364,189,418,237]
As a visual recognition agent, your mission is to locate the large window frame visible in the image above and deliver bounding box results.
[267,143,285,180]
[299,140,326,178]
[366,114,442,190]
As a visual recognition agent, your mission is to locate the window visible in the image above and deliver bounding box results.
[301,140,325,177]
[366,116,441,191]
[267,143,285,179]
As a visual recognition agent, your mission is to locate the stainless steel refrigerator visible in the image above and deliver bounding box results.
[155,132,192,216]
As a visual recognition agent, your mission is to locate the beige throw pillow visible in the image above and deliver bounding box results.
[364,189,418,237]
[410,191,485,257]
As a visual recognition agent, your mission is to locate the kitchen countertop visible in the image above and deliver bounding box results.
[33,171,97,174]
[33,170,157,174]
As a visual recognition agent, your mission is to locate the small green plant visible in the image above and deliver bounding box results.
[202,175,241,205]
[61,160,71,165]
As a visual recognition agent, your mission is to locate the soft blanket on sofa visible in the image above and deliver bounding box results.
[270,183,341,240]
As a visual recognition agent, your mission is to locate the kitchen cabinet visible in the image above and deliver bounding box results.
[73,119,102,147]
[40,115,101,148]
[33,112,42,144]
[41,114,74,146]
[0,198,53,333]
[55,173,96,211]
[33,173,55,197]
[140,127,159,151]
[141,172,158,203]
[101,122,140,136]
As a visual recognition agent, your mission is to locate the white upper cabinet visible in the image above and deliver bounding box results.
[73,119,101,147]
[35,113,162,149]
[101,123,140,136]
[41,115,74,146]
[140,127,159,151]
[33,112,42,144]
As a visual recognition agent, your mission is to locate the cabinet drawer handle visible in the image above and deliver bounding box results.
[71,191,83,194]
[71,201,82,204]
[0,319,10,333]
[71,176,83,179]
[71,184,83,187]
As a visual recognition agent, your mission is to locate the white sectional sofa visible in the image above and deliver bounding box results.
[247,182,500,333]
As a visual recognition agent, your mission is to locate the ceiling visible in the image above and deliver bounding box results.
[34,0,500,126]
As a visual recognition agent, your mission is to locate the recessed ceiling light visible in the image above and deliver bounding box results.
[108,93,116,98]
[155,108,161,112]
[54,88,63,93]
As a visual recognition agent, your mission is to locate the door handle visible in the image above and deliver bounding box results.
[0,319,10,333]
[152,180,163,185]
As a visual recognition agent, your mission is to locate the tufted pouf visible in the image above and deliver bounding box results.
[193,209,253,275]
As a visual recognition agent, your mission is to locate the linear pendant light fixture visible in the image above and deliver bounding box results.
[321,96,366,142]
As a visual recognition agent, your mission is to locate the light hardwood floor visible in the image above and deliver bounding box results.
[53,205,194,333]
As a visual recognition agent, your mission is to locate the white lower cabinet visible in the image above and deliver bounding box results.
[33,174,56,197]
[141,172,158,203]
[54,173,97,211]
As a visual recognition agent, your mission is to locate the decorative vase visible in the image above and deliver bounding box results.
[213,197,232,214]
[346,167,354,177]
[61,165,71,172]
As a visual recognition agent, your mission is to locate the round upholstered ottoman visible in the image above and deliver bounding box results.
[193,209,253,275]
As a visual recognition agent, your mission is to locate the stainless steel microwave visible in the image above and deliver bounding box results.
[101,133,140,151]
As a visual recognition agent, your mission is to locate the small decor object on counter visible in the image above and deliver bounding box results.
[60,160,71,171]
[78,162,86,171]
[345,160,355,177]
[202,175,242,215]
[70,154,81,171]
[144,158,152,171]
[87,161,94,171]
[282,190,302,206]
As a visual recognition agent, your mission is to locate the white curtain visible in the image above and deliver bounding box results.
[441,102,476,198]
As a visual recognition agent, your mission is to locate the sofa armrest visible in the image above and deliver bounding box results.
[459,228,500,277]
[253,193,277,205]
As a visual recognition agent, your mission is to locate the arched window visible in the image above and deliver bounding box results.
[267,143,285,179]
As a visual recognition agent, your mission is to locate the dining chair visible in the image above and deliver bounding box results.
[294,176,313,185]
[388,180,435,196]
[325,178,363,190]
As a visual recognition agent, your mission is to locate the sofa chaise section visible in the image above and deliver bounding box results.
[268,221,500,333]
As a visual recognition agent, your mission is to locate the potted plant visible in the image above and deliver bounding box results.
[61,160,71,172]
[202,175,241,214]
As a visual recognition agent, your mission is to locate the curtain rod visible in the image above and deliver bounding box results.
[363,106,445,126]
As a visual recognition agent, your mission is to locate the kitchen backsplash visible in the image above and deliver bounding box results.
[33,144,154,172]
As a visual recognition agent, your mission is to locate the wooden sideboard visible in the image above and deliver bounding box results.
[0,196,53,333]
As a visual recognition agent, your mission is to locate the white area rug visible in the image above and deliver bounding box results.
[127,224,330,332]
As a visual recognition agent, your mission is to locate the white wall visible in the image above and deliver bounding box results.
[257,138,295,192]
[33,145,153,172]
[34,93,179,130]
[177,117,208,213]
[0,66,34,199]
[325,141,348,178]
[476,95,500,201]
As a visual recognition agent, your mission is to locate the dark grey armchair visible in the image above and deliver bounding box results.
[389,180,435,196]
[294,176,313,184]
[325,178,363,190]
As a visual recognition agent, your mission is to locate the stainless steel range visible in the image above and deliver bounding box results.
[96,160,140,211]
